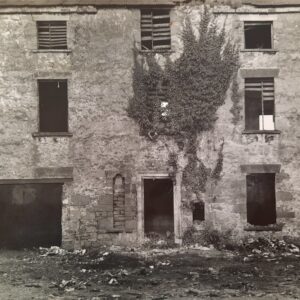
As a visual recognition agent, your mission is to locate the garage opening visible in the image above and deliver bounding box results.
[144,178,174,236]
[0,183,62,249]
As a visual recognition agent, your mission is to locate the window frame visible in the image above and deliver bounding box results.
[140,8,172,52]
[37,79,69,134]
[243,21,273,51]
[244,77,277,133]
[37,20,68,50]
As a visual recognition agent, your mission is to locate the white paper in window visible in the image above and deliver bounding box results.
[259,115,275,130]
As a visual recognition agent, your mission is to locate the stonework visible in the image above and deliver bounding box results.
[0,2,299,249]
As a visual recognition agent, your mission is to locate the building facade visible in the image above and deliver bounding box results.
[0,0,299,249]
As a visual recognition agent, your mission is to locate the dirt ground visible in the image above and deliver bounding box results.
[0,246,300,300]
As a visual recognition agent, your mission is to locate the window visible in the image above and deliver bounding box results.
[37,21,67,50]
[244,21,272,50]
[193,202,205,222]
[245,78,275,131]
[246,173,276,226]
[38,80,68,132]
[148,83,169,119]
[141,9,171,51]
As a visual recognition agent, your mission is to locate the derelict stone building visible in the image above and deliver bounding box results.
[0,0,299,249]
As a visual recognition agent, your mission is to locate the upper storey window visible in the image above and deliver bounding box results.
[37,21,67,50]
[244,21,272,50]
[245,78,275,131]
[141,9,171,51]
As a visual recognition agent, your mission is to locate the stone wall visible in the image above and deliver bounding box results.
[0,3,299,248]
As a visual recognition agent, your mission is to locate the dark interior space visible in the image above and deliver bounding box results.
[244,22,272,49]
[38,80,68,133]
[144,178,174,235]
[246,173,276,226]
[193,201,205,222]
[0,184,62,249]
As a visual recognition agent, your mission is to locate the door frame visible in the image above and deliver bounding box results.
[136,172,182,244]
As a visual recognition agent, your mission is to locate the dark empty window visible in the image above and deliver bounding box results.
[246,173,276,226]
[193,202,205,222]
[37,21,67,50]
[244,22,272,49]
[38,80,68,132]
[141,9,171,51]
[245,78,275,131]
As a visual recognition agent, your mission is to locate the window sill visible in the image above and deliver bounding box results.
[139,49,174,54]
[240,49,278,54]
[32,132,73,137]
[244,223,283,232]
[32,49,71,54]
[242,130,281,135]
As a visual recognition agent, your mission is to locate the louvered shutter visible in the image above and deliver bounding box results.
[141,9,171,51]
[37,21,67,50]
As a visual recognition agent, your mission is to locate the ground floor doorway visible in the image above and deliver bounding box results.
[0,183,62,249]
[144,178,174,236]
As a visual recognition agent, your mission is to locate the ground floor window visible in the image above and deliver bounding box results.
[246,173,276,226]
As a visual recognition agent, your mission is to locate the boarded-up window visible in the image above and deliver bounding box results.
[113,175,125,230]
[38,80,68,133]
[245,78,275,131]
[244,22,272,49]
[37,21,67,50]
[246,173,276,226]
[141,9,171,51]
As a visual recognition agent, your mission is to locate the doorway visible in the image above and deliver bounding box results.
[0,183,62,249]
[144,178,174,236]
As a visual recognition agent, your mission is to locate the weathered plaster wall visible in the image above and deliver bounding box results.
[0,4,299,248]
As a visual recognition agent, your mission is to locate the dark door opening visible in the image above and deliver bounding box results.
[0,183,62,249]
[144,178,174,235]
[246,173,276,226]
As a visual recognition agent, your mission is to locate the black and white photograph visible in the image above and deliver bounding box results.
[0,0,300,299]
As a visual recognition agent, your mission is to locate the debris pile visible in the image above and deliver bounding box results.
[39,246,86,257]
[242,238,300,259]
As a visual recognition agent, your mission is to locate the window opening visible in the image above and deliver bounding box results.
[245,77,275,131]
[244,21,272,50]
[193,202,205,222]
[38,80,68,133]
[37,21,67,50]
[148,82,169,119]
[141,9,171,51]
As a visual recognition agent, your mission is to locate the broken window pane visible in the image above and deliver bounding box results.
[38,80,68,132]
[37,21,67,50]
[245,78,275,131]
[246,173,276,226]
[141,9,171,51]
[244,22,272,49]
